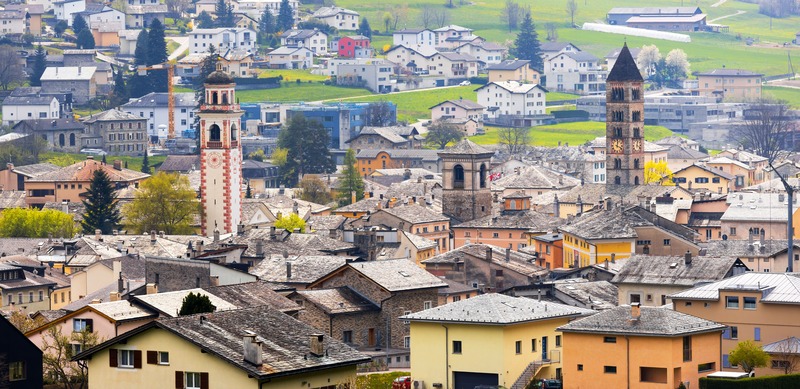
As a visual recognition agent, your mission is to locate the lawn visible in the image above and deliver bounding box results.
[764,86,800,108]
[469,122,674,147]
[236,83,371,103]
[257,69,330,82]
[166,40,181,56]
[356,371,409,389]
[41,152,167,172]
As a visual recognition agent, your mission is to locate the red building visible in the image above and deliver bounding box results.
[338,35,370,58]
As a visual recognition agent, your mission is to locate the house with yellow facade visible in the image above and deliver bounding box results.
[670,164,734,193]
[695,68,762,101]
[402,293,594,389]
[486,60,540,83]
[558,304,725,389]
[73,305,370,389]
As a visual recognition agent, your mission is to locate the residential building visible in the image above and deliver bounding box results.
[433,25,476,49]
[347,125,419,152]
[12,118,84,153]
[548,183,693,218]
[604,46,642,72]
[558,304,725,389]
[717,148,768,182]
[720,192,800,241]
[242,159,280,193]
[40,66,97,104]
[80,4,124,31]
[392,29,436,50]
[117,29,140,56]
[53,0,86,26]
[670,273,800,376]
[430,99,485,130]
[666,146,710,173]
[454,41,506,66]
[356,149,441,175]
[0,264,56,314]
[544,50,607,94]
[695,69,763,101]
[234,0,299,21]
[69,255,145,304]
[189,27,256,54]
[705,238,798,273]
[540,42,581,62]
[405,293,594,388]
[671,164,734,193]
[437,278,478,305]
[530,233,564,270]
[337,35,370,58]
[606,6,704,25]
[219,49,256,78]
[0,9,25,35]
[266,46,313,69]
[706,156,757,187]
[490,165,581,199]
[123,0,168,29]
[6,4,44,36]
[280,29,329,55]
[486,60,540,84]
[74,305,369,388]
[383,45,437,74]
[122,92,197,141]
[0,315,43,389]
[2,95,60,126]
[369,204,451,253]
[336,60,393,93]
[82,108,149,156]
[426,52,480,79]
[439,140,493,223]
[312,6,359,30]
[476,81,548,125]
[0,162,60,192]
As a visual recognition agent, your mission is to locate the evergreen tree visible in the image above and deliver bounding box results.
[76,29,95,49]
[54,20,68,37]
[178,292,216,315]
[337,149,364,206]
[259,6,275,34]
[146,19,169,93]
[276,114,335,186]
[141,152,151,174]
[197,11,214,28]
[245,181,252,198]
[81,169,121,234]
[72,14,88,35]
[101,154,107,164]
[29,44,46,87]
[129,28,151,98]
[111,66,128,107]
[358,18,372,39]
[511,12,543,71]
[277,0,294,31]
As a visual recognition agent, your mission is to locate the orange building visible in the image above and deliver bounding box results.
[529,233,564,270]
[559,304,725,389]
[368,204,450,253]
[355,149,441,177]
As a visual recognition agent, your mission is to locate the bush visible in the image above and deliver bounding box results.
[699,374,800,389]
[468,76,488,85]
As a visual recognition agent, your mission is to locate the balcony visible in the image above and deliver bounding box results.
[206,141,223,149]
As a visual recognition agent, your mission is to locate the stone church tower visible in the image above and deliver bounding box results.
[198,70,243,236]
[606,43,645,186]
[439,139,494,222]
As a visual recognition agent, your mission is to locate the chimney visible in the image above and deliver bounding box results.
[255,239,264,257]
[159,231,165,238]
[309,334,324,356]
[604,259,609,270]
[684,250,692,265]
[95,229,102,240]
[243,331,263,365]
[485,246,492,262]
[286,261,292,279]
[109,291,120,301]
[117,273,124,293]
[630,302,641,320]
[116,240,123,252]
[553,194,560,216]
[150,230,156,243]
[760,228,765,245]
[506,244,511,262]
[5,162,12,170]
[279,185,285,195]
[90,298,101,304]
[113,160,122,170]
[213,229,220,243]
[292,202,299,215]
[270,226,277,240]
[146,283,158,294]
[576,195,583,216]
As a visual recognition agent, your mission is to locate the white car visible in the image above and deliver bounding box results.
[459,80,471,86]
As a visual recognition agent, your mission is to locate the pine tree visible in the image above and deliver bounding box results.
[76,29,95,49]
[277,0,294,32]
[141,152,151,174]
[81,169,121,234]
[358,18,372,39]
[276,114,335,186]
[111,66,128,107]
[72,14,88,35]
[178,292,216,315]
[146,19,168,93]
[102,154,107,164]
[259,6,275,34]
[511,12,543,71]
[29,44,46,87]
[129,28,151,98]
[337,149,364,206]
[245,181,252,198]
[197,11,214,28]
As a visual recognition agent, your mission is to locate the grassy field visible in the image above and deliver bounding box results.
[356,371,409,389]
[41,152,167,172]
[258,69,330,82]
[236,83,371,103]
[469,122,674,147]
[764,86,800,107]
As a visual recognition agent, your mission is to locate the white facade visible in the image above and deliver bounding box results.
[392,29,436,50]
[189,28,257,54]
[336,61,393,93]
[325,58,376,76]
[86,8,125,31]
[121,93,197,140]
[544,52,608,94]
[454,42,505,65]
[2,97,60,126]
[266,46,313,69]
[476,81,547,118]
[312,6,359,30]
[0,10,25,35]
[425,53,479,79]
[433,25,475,48]
[54,0,86,26]
[280,29,328,55]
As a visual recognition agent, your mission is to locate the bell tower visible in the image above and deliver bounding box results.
[198,69,243,236]
[439,139,493,222]
[606,43,645,186]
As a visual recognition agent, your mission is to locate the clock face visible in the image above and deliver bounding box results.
[632,139,642,152]
[208,152,222,168]
[611,139,624,154]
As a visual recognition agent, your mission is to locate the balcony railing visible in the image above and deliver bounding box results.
[206,141,223,149]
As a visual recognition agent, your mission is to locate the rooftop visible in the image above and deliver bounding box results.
[438,139,493,156]
[486,60,531,71]
[606,44,643,83]
[558,305,724,336]
[492,165,581,190]
[327,258,447,292]
[250,254,350,284]
[40,66,96,81]
[695,69,763,77]
[377,204,450,224]
[669,272,800,304]
[611,254,743,286]
[132,288,238,317]
[293,286,379,314]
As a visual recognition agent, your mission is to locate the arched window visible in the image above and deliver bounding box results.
[613,127,622,137]
[633,128,640,138]
[58,133,65,147]
[614,158,621,169]
[230,123,238,141]
[69,133,75,146]
[453,164,465,189]
[211,92,219,105]
[209,124,221,142]
[479,164,487,188]
[614,176,621,185]
[634,159,640,169]
[634,176,640,185]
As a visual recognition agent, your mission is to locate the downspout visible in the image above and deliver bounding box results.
[625,335,630,389]
[442,324,449,389]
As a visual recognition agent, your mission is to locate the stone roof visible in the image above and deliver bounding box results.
[553,183,687,205]
[486,60,531,71]
[335,197,384,213]
[223,229,356,257]
[376,204,450,224]
[491,165,581,190]
[0,191,26,209]
[205,70,234,85]
[606,44,643,83]
[158,155,200,172]
[669,273,800,304]
[132,288,238,317]
[33,309,69,323]
[250,255,350,284]
[357,149,441,162]
[294,286,379,314]
[308,215,346,231]
[335,258,447,292]
[553,280,618,310]
[63,280,146,311]
[674,163,734,180]
[28,158,149,183]
[422,244,547,278]
[352,126,409,144]
[384,180,440,200]
[438,139,493,156]
[695,69,763,77]
[11,163,61,178]
[12,118,85,133]
[704,239,797,259]
[402,293,594,324]
[655,135,699,147]
[0,268,56,290]
[438,277,479,296]
[89,300,156,322]
[203,281,300,313]
[557,305,724,336]
[121,92,197,108]
[312,6,358,18]
[454,209,559,231]
[667,145,708,160]
[560,205,697,243]
[402,230,438,250]
[721,192,800,222]
[611,254,742,286]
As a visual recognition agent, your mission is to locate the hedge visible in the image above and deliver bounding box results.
[699,373,800,389]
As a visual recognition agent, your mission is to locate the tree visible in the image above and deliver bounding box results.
[81,170,121,234]
[215,0,235,27]
[259,6,275,34]
[637,44,661,78]
[276,114,335,186]
[498,127,530,154]
[566,0,578,27]
[545,23,558,42]
[110,66,129,107]
[165,0,189,18]
[299,175,333,204]
[8,310,44,332]
[644,160,673,184]
[54,20,68,37]
[382,12,392,33]
[432,7,450,27]
[501,1,527,31]
[72,14,88,35]
[245,181,252,198]
[770,338,800,374]
[664,49,690,81]
[248,149,266,162]
[425,120,463,149]
[358,18,372,39]
[197,11,215,28]
[129,28,151,98]
[337,149,364,206]
[419,6,435,29]
[42,326,100,389]
[277,0,294,31]
[511,12,543,71]
[271,147,288,166]
[178,292,216,315]
[274,213,306,233]
[729,340,770,373]
[30,44,47,87]
[297,20,337,35]
[0,208,75,238]
[391,4,409,30]
[123,172,199,234]
[0,45,25,91]
[146,19,169,93]
[365,102,395,127]
[141,152,151,174]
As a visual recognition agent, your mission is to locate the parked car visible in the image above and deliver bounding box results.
[533,379,562,389]
[392,376,411,389]
[459,80,471,86]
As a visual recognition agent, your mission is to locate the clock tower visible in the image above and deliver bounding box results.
[606,43,645,186]
[198,69,243,236]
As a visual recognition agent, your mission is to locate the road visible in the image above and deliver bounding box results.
[168,36,189,61]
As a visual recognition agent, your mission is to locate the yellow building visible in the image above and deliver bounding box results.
[74,305,369,389]
[558,304,725,389]
[695,69,762,101]
[402,293,594,389]
[669,164,734,193]
[486,60,541,84]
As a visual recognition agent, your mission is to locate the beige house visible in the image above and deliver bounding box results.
[368,204,451,253]
[486,60,541,83]
[695,69,762,101]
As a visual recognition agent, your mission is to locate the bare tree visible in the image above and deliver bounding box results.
[770,338,800,374]
[365,101,395,127]
[165,0,190,18]
[498,127,530,154]
[545,23,558,42]
[392,5,409,30]
[425,120,464,149]
[0,45,26,91]
[419,6,434,29]
[42,326,102,389]
[433,8,450,28]
[500,0,521,31]
[566,0,579,27]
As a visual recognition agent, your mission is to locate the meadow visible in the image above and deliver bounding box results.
[468,122,674,147]
[41,152,167,172]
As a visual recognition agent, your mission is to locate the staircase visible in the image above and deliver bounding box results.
[510,360,545,389]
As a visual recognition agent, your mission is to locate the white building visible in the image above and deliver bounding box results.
[433,25,475,48]
[336,60,393,93]
[311,6,359,30]
[475,81,547,119]
[325,57,378,76]
[454,41,506,65]
[1,95,60,126]
[53,0,86,26]
[0,9,25,35]
[279,29,328,55]
[189,28,257,54]
[121,92,198,140]
[266,46,313,69]
[28,0,58,12]
[392,29,436,51]
[544,51,608,94]
[84,6,125,31]
[236,0,299,20]
[426,52,479,79]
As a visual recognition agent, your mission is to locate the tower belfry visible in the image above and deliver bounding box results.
[605,43,645,186]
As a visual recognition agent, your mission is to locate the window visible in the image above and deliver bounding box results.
[343,330,353,344]
[603,336,617,343]
[698,362,715,372]
[453,340,462,354]
[423,301,432,310]
[495,270,503,277]
[9,360,25,381]
[119,350,136,368]
[555,335,561,347]
[744,297,756,309]
[726,296,739,309]
[515,341,522,354]
[640,367,667,383]
[772,360,791,370]
[531,339,537,352]
[630,294,641,304]
[577,364,583,371]
[604,366,617,374]
[404,336,411,348]
[185,372,202,389]
[73,318,93,332]
[159,352,169,365]
[683,336,692,362]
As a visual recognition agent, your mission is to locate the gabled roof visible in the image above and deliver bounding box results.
[438,139,493,156]
[557,305,724,336]
[429,99,484,110]
[28,158,149,183]
[402,293,594,324]
[695,69,763,77]
[762,337,800,354]
[314,258,447,292]
[280,29,328,40]
[375,204,450,224]
[250,254,351,284]
[560,205,697,243]
[540,42,580,52]
[349,126,409,144]
[121,92,197,108]
[422,244,546,278]
[454,209,559,231]
[132,288,238,317]
[158,155,200,172]
[433,24,473,32]
[2,95,58,106]
[12,117,84,133]
[611,254,743,286]
[669,273,800,304]
[312,6,359,18]
[559,51,599,63]
[492,165,580,190]
[11,163,61,178]
[475,81,546,95]
[40,66,96,81]
[606,44,643,83]
[269,46,312,55]
[486,59,531,71]
[203,281,301,313]
[667,146,708,160]
[83,108,144,123]
[672,163,734,180]
[293,286,379,314]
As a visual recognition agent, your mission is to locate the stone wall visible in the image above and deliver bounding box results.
[145,257,212,293]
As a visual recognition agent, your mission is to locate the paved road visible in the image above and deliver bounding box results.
[168,36,189,61]
[709,10,746,23]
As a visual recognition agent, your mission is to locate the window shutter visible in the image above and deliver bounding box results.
[133,350,142,368]
[147,350,157,364]
[722,329,730,339]
[754,327,761,341]
[722,354,730,368]
[200,372,209,389]
[175,371,184,388]
[109,349,118,367]
[85,318,94,333]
